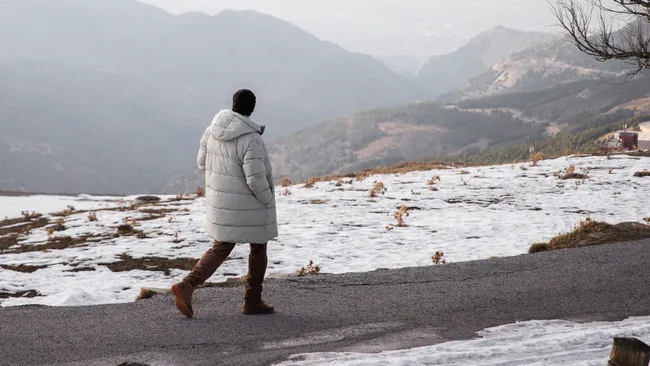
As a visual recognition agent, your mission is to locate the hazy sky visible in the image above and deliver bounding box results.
[139,0,562,59]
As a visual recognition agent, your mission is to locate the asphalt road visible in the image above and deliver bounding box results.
[1,241,649,366]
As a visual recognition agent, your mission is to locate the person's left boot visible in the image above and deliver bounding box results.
[242,244,274,315]
[242,298,274,315]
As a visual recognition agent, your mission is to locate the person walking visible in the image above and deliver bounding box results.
[171,89,277,318]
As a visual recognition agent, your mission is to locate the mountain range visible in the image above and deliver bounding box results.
[2,0,647,194]
[0,0,423,194]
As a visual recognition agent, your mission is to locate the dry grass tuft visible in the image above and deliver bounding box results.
[566,165,576,174]
[21,211,42,220]
[561,172,589,180]
[87,212,98,222]
[136,288,158,301]
[281,177,292,187]
[459,170,470,175]
[369,181,387,198]
[52,205,76,217]
[529,218,650,253]
[529,243,550,253]
[303,161,459,187]
[356,171,370,182]
[393,205,409,227]
[431,251,447,265]
[530,152,545,166]
[297,261,321,277]
[281,188,292,196]
[196,186,205,197]
[303,177,317,188]
[427,175,441,185]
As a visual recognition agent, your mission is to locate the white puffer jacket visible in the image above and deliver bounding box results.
[197,109,278,244]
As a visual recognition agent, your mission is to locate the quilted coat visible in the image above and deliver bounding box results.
[197,109,278,244]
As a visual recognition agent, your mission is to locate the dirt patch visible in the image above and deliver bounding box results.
[0,234,19,253]
[104,254,202,274]
[301,200,328,205]
[0,289,40,299]
[138,208,178,215]
[634,171,650,177]
[65,267,96,273]
[3,234,102,254]
[530,219,650,253]
[0,217,49,236]
[0,264,48,273]
[561,173,589,180]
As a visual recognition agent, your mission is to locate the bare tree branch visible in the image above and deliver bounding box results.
[550,0,650,76]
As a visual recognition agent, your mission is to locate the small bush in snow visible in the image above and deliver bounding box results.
[303,177,317,188]
[369,181,387,198]
[297,261,321,277]
[530,152,545,166]
[393,205,409,227]
[21,211,42,220]
[280,177,292,187]
[427,175,441,185]
[431,251,447,265]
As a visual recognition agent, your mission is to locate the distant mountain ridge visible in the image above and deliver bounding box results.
[260,72,650,185]
[0,0,424,194]
[416,26,559,96]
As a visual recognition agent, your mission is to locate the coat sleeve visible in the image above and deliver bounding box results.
[197,126,210,171]
[243,139,274,205]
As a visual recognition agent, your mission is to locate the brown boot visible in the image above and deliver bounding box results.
[171,281,194,318]
[173,241,236,318]
[242,243,274,315]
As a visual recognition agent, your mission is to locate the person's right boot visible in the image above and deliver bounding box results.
[242,244,274,315]
[171,280,195,318]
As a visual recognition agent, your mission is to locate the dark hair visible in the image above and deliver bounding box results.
[232,89,256,116]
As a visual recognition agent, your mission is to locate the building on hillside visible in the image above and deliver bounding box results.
[637,120,650,150]
[619,132,639,150]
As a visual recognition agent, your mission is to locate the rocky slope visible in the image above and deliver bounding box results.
[416,26,559,96]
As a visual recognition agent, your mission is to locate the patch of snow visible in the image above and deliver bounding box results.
[277,316,650,366]
[1,155,650,306]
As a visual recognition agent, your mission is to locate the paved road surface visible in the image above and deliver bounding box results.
[1,241,649,366]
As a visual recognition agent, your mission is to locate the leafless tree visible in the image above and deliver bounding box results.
[552,0,650,75]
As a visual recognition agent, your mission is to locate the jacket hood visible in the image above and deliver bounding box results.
[210,109,265,142]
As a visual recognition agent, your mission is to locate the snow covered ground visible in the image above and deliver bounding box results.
[278,316,650,366]
[1,154,649,307]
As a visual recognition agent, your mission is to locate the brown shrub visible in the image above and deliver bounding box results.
[280,177,292,187]
[431,251,447,265]
[561,173,589,180]
[530,152,545,166]
[88,212,98,222]
[297,261,321,277]
[393,205,409,227]
[529,243,550,253]
[369,181,387,198]
[566,165,576,174]
[427,175,441,185]
[529,218,650,253]
[196,186,205,197]
[303,177,317,188]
